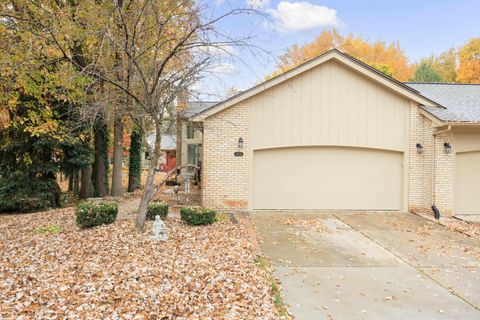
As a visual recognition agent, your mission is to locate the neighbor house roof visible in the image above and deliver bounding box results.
[181,101,218,118]
[406,83,480,123]
[146,134,176,150]
[191,49,443,121]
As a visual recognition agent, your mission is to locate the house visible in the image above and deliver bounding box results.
[176,101,217,177]
[145,133,176,172]
[190,49,480,217]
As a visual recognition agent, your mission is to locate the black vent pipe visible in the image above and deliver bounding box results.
[431,205,440,221]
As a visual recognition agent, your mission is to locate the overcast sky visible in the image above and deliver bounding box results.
[195,0,480,100]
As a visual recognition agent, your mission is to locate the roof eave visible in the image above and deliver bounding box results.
[418,107,480,126]
[444,121,480,126]
[418,107,445,126]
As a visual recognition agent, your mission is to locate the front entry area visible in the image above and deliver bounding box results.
[252,146,403,210]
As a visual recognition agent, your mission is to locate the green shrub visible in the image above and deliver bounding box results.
[147,201,168,220]
[180,206,217,226]
[0,176,61,213]
[76,202,118,228]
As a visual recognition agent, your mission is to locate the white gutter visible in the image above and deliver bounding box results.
[433,125,452,136]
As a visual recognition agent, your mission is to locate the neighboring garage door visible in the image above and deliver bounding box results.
[253,147,403,210]
[455,151,480,215]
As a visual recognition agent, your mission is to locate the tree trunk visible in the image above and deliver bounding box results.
[68,174,74,192]
[92,121,109,197]
[73,170,80,195]
[128,126,142,192]
[135,125,162,232]
[111,115,123,197]
[79,166,91,199]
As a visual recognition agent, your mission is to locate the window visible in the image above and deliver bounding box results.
[186,122,194,139]
[187,144,201,173]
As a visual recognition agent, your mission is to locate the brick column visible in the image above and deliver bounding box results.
[408,104,434,213]
[433,131,454,216]
[202,102,250,210]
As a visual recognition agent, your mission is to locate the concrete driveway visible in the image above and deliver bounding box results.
[252,211,480,320]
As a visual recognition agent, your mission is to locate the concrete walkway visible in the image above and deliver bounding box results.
[117,197,142,220]
[252,211,480,320]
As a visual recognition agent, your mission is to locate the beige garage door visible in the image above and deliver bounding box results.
[253,147,403,210]
[456,151,480,215]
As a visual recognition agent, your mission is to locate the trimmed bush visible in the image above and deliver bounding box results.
[146,201,169,220]
[180,206,217,226]
[76,202,118,228]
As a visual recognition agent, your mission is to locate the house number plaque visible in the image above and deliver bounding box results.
[234,151,244,157]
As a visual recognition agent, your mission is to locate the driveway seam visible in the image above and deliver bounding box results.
[271,265,467,268]
[333,212,480,312]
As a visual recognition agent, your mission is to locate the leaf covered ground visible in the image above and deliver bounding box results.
[0,208,280,319]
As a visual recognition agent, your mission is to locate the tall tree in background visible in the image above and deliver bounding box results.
[92,121,110,197]
[411,63,445,83]
[420,48,457,83]
[111,113,123,197]
[0,29,91,211]
[457,37,480,84]
[128,125,142,192]
[269,29,415,81]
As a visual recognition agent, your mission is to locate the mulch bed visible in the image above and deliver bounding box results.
[0,208,280,319]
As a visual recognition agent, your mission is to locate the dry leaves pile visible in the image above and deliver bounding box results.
[416,212,480,241]
[0,208,279,319]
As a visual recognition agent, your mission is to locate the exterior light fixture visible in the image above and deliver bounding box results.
[416,143,424,154]
[444,142,452,154]
[238,137,244,149]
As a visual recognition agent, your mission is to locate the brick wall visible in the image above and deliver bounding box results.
[408,104,434,213]
[433,131,454,215]
[408,103,455,216]
[202,102,250,210]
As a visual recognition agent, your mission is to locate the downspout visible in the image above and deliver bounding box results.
[431,124,452,220]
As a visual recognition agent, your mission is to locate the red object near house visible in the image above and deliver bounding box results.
[160,150,176,172]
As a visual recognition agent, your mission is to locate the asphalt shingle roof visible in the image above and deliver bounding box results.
[182,101,218,118]
[406,83,480,123]
[146,134,176,150]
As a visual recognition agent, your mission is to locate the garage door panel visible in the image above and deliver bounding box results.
[253,147,403,210]
[455,151,480,215]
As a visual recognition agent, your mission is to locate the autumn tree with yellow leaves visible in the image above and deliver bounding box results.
[1,0,257,231]
[457,37,480,84]
[269,29,415,81]
[418,48,457,83]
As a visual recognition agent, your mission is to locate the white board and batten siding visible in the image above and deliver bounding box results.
[247,60,411,211]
